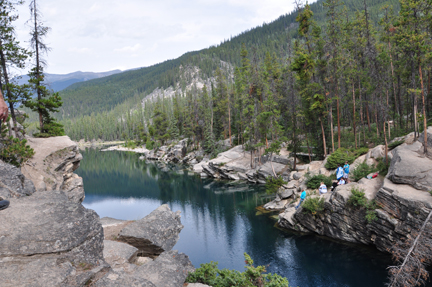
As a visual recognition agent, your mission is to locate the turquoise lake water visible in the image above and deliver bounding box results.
[77,148,396,287]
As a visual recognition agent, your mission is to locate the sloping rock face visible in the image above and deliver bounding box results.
[279,179,383,245]
[118,204,184,258]
[0,160,35,198]
[21,136,84,202]
[0,190,106,286]
[387,142,432,191]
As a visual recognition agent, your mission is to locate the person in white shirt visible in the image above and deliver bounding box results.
[319,182,327,195]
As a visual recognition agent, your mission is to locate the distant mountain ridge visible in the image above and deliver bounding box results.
[16,70,123,92]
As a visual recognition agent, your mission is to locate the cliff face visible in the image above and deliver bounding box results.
[21,136,85,203]
[279,137,432,254]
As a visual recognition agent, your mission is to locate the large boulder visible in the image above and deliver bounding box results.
[21,136,85,202]
[0,190,106,286]
[0,160,35,199]
[418,126,432,151]
[94,250,194,287]
[133,250,195,287]
[103,240,139,273]
[118,204,184,258]
[387,141,432,191]
[366,145,385,160]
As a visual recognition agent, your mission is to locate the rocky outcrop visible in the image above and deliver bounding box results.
[0,190,107,286]
[387,141,432,191]
[0,160,35,199]
[118,204,184,258]
[0,136,196,286]
[21,136,85,202]
[278,129,432,254]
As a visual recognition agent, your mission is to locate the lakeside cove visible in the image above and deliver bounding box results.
[0,127,431,285]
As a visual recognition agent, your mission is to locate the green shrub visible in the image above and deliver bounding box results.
[347,187,368,208]
[124,140,137,149]
[347,187,378,223]
[146,138,154,150]
[305,174,333,189]
[302,197,325,215]
[185,253,290,287]
[352,162,377,182]
[388,140,404,150]
[376,158,390,176]
[325,147,369,169]
[365,208,378,223]
[265,176,287,194]
[0,137,35,167]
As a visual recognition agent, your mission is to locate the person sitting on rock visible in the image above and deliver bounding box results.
[296,190,307,210]
[319,182,327,195]
[331,178,346,192]
[336,164,344,181]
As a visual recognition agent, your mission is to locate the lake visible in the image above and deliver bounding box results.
[77,148,394,287]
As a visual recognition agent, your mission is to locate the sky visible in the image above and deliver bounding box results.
[13,0,300,75]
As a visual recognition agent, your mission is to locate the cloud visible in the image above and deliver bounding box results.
[68,47,92,53]
[114,44,141,53]
[13,0,306,74]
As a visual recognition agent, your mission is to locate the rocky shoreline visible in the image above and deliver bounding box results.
[102,128,432,259]
[14,127,429,285]
[0,136,198,286]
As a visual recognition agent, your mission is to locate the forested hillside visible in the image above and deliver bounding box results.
[58,0,398,120]
[59,0,432,165]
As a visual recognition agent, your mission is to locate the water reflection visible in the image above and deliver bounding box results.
[78,148,397,287]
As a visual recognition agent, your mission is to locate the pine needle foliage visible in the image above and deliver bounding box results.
[185,253,290,287]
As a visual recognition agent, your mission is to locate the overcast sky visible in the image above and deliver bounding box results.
[13,0,300,75]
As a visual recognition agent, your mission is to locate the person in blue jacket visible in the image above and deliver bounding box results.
[296,190,307,209]
[336,164,344,181]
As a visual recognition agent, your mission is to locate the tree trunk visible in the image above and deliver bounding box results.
[228,92,232,147]
[330,106,335,153]
[366,99,371,132]
[352,82,357,149]
[420,63,427,154]
[384,122,388,165]
[0,44,18,139]
[33,0,43,132]
[337,94,341,149]
[320,116,327,157]
[389,42,398,124]
[305,132,312,162]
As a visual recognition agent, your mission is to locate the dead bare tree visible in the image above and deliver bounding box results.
[388,210,432,287]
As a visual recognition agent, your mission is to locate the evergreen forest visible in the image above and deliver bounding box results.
[55,0,431,161]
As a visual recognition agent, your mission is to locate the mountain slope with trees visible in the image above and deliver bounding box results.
[57,0,399,120]
[59,0,432,168]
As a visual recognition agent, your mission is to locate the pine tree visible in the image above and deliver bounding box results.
[0,0,31,138]
[24,0,64,137]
